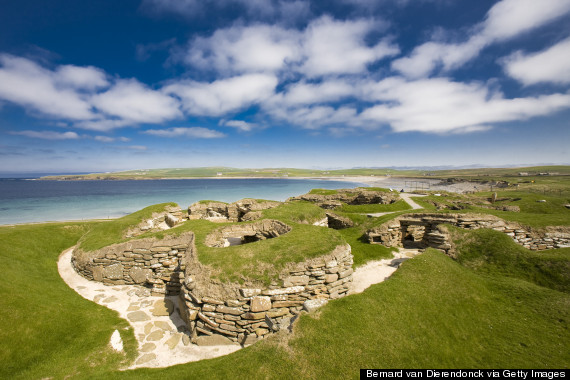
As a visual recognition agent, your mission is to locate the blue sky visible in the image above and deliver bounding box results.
[0,0,569,173]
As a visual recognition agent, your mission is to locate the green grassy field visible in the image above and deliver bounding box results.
[1,223,568,379]
[2,181,569,378]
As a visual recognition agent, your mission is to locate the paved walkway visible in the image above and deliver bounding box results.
[349,248,421,294]
[365,192,426,217]
[58,247,240,369]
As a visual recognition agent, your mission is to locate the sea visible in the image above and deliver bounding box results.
[0,178,364,225]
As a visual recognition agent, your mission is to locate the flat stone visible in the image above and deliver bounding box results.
[127,305,140,311]
[93,294,105,303]
[242,334,258,346]
[216,305,243,315]
[151,299,174,316]
[165,333,182,349]
[324,273,339,283]
[129,266,152,284]
[282,275,310,287]
[92,266,103,282]
[102,296,118,303]
[136,353,156,365]
[261,286,305,296]
[182,334,191,346]
[103,263,124,280]
[195,334,237,346]
[250,296,272,312]
[146,330,165,341]
[303,299,328,313]
[128,311,150,322]
[240,288,262,298]
[154,321,173,331]
[140,342,156,352]
[143,322,153,334]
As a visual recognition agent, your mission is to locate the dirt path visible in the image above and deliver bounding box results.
[365,192,426,217]
[57,247,240,369]
[349,249,421,294]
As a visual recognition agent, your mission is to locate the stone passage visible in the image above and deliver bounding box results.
[366,213,570,255]
[179,244,353,346]
[204,220,292,247]
[72,232,194,295]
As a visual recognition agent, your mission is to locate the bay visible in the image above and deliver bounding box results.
[0,178,363,225]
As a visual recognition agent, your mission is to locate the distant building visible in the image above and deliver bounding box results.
[518,172,529,176]
[217,172,223,176]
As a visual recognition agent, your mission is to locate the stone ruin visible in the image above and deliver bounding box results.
[71,198,355,346]
[204,219,292,247]
[366,213,570,257]
[125,205,187,238]
[288,188,400,209]
[188,198,280,223]
[180,244,353,346]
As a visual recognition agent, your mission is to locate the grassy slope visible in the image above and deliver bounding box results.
[100,248,569,379]
[0,223,137,380]
[79,203,178,252]
[413,191,570,227]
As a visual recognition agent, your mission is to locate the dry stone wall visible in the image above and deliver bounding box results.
[188,199,280,223]
[72,232,194,295]
[179,244,353,346]
[204,219,292,247]
[367,213,570,255]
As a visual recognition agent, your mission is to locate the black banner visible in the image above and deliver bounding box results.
[360,370,569,380]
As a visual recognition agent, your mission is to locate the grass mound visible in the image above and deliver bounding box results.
[0,223,137,380]
[78,203,178,252]
[452,227,570,293]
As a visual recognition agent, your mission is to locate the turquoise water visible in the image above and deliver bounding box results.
[0,178,363,225]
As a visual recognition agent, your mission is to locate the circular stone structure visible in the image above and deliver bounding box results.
[204,219,292,248]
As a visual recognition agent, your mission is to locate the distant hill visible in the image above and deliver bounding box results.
[39,165,570,181]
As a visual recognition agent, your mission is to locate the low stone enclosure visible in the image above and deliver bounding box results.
[366,213,570,257]
[204,219,292,247]
[72,228,353,346]
[180,244,353,345]
[289,188,399,209]
[188,198,281,222]
[72,232,193,295]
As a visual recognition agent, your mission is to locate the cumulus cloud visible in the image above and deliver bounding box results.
[91,79,182,123]
[141,0,312,24]
[164,74,278,116]
[360,77,570,133]
[502,37,570,85]
[221,120,257,132]
[299,16,398,77]
[180,15,396,77]
[10,130,80,140]
[143,127,226,138]
[0,55,96,119]
[185,25,301,74]
[94,135,131,142]
[392,0,570,78]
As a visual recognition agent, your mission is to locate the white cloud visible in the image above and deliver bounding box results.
[502,37,570,85]
[299,16,398,77]
[185,25,301,74]
[392,0,570,78]
[55,65,109,89]
[0,55,95,119]
[10,130,80,140]
[164,74,278,116]
[143,127,226,138]
[180,15,397,77]
[482,0,570,41]
[74,119,135,132]
[221,120,257,132]
[360,77,570,133]
[273,79,359,107]
[94,135,131,142]
[91,79,182,123]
